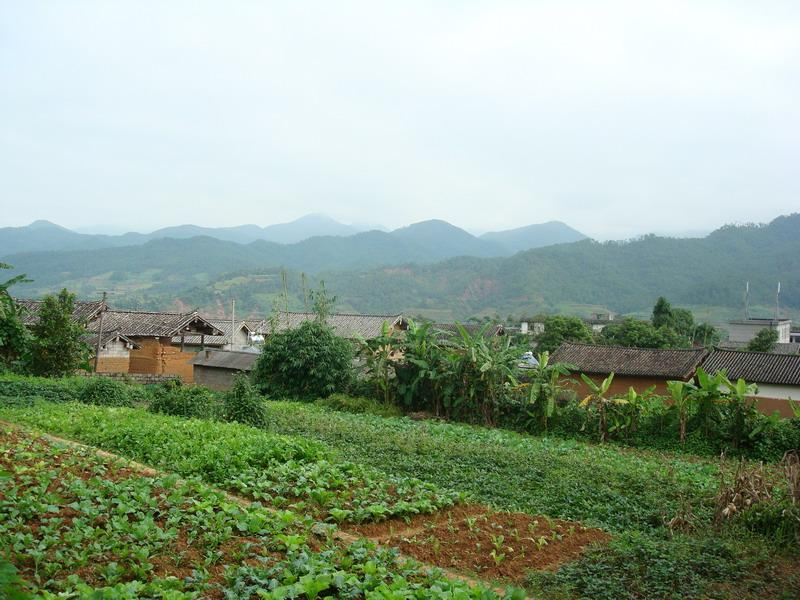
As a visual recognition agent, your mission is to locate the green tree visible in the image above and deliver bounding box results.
[253,320,354,399]
[599,318,690,349]
[692,322,720,347]
[746,328,779,352]
[579,372,621,442]
[535,315,594,353]
[651,296,695,338]
[28,289,90,377]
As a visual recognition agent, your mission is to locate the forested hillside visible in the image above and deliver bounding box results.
[136,214,799,320]
[6,214,797,320]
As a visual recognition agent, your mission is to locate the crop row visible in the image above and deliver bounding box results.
[0,425,519,598]
[0,400,461,524]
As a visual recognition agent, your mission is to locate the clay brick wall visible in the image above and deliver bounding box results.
[128,337,195,383]
[96,356,130,373]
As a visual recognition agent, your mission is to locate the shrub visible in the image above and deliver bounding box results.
[738,500,800,550]
[316,393,403,418]
[253,320,354,400]
[0,375,83,403]
[148,381,219,419]
[78,377,132,407]
[224,375,267,428]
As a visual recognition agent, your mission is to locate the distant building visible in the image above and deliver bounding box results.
[191,349,259,391]
[583,312,616,333]
[84,330,139,374]
[727,318,792,344]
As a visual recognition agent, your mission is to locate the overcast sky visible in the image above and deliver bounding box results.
[1,1,798,240]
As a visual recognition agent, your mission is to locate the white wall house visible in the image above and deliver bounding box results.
[727,318,792,344]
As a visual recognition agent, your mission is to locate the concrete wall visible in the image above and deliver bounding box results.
[728,321,791,343]
[752,384,800,417]
[193,366,245,392]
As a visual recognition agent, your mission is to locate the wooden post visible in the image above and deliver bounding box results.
[93,291,107,372]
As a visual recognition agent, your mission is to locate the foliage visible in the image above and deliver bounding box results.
[747,328,780,352]
[78,376,133,407]
[0,402,458,524]
[357,322,399,406]
[534,316,594,354]
[0,265,31,372]
[28,289,90,377]
[579,373,622,442]
[518,351,571,432]
[253,320,354,399]
[315,393,403,417]
[223,374,267,427]
[148,380,219,419]
[598,318,690,349]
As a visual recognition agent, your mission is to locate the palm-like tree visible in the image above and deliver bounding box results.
[579,372,623,442]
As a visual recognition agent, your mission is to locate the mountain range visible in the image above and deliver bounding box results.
[0,215,585,258]
[3,213,797,322]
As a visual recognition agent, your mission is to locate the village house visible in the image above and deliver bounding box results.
[701,349,800,417]
[171,318,266,352]
[191,349,259,391]
[551,342,709,397]
[726,318,792,344]
[87,310,223,382]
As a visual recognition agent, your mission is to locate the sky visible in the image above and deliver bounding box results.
[1,1,798,240]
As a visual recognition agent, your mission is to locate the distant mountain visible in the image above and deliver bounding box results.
[480,221,586,254]
[7,214,798,322]
[391,220,504,258]
[0,214,371,256]
[260,213,363,244]
[150,213,799,320]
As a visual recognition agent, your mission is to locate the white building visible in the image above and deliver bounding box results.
[727,318,792,344]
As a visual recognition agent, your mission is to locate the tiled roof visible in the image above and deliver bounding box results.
[87,310,223,338]
[16,298,106,327]
[267,312,405,339]
[82,329,140,350]
[172,318,266,346]
[717,341,800,355]
[551,342,708,379]
[702,350,800,386]
[191,350,259,371]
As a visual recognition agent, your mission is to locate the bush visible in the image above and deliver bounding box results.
[78,377,132,407]
[738,500,800,550]
[316,393,403,418]
[224,375,267,428]
[148,381,219,419]
[0,375,83,403]
[253,320,354,400]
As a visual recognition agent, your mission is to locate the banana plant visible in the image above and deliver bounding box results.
[667,379,696,444]
[609,385,656,438]
[525,351,571,432]
[692,368,729,438]
[722,375,759,449]
[579,372,622,442]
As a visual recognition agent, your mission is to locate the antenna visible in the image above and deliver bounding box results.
[776,281,781,320]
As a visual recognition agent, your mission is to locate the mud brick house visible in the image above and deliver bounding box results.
[551,342,709,397]
[83,330,139,373]
[17,298,106,327]
[87,310,223,382]
[268,312,407,339]
[191,349,259,391]
[702,350,800,417]
[171,318,266,352]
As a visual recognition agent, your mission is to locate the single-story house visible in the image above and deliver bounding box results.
[191,349,259,391]
[551,342,709,397]
[16,298,106,327]
[83,330,139,373]
[268,311,407,340]
[701,349,800,417]
[171,318,266,352]
[87,310,223,382]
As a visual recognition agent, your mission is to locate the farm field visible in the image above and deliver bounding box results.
[1,397,798,599]
[0,418,516,599]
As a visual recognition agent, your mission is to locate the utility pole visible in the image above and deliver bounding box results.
[231,298,235,350]
[93,291,107,372]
